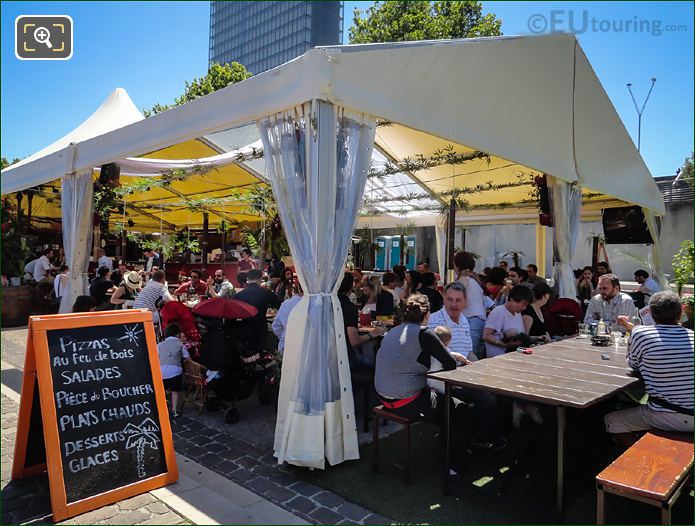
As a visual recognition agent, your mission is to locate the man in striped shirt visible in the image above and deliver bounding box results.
[133,270,172,323]
[584,274,638,325]
[605,291,694,439]
[428,282,505,449]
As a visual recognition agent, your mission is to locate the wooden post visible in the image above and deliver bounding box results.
[535,223,547,278]
[592,236,600,268]
[26,192,33,229]
[221,227,226,268]
[16,192,23,230]
[202,212,209,273]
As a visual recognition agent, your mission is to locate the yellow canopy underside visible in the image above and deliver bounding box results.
[26,122,629,233]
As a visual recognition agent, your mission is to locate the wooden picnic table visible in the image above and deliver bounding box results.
[428,336,640,522]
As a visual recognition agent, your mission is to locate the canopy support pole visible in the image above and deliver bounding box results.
[446,199,456,282]
[535,223,547,278]
[202,212,209,273]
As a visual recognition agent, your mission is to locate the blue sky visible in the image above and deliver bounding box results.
[2,1,693,178]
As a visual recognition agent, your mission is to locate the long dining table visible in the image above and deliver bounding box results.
[428,336,641,522]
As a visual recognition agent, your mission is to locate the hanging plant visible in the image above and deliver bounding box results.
[531,174,552,226]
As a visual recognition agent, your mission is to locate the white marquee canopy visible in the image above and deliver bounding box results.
[2,35,665,469]
[3,34,663,214]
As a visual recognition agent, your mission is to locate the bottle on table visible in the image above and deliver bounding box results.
[597,319,606,335]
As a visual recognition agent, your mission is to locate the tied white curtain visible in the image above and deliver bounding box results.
[643,209,670,291]
[434,215,448,278]
[548,176,581,299]
[114,141,263,176]
[59,171,94,313]
[257,101,376,469]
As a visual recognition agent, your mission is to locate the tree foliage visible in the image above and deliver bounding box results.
[144,62,252,117]
[679,152,694,187]
[349,1,502,44]
[672,240,694,295]
[1,157,21,170]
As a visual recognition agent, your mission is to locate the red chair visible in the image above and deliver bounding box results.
[544,298,583,337]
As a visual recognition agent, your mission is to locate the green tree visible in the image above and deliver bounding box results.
[1,157,21,169]
[349,1,502,44]
[144,62,252,117]
[679,152,693,187]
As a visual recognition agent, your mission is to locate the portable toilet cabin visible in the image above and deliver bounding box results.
[374,236,389,271]
[388,235,417,270]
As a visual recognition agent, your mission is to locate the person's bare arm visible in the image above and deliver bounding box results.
[483,327,519,352]
[346,326,383,348]
[522,314,533,334]
[110,287,125,305]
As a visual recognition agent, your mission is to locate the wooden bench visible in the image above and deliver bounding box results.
[372,405,412,484]
[596,432,694,525]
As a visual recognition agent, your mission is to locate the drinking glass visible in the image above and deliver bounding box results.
[578,323,589,339]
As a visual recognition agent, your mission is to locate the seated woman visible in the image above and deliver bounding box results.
[110,271,141,309]
[361,275,394,319]
[522,282,553,342]
[374,294,459,424]
[576,265,596,309]
[338,272,384,369]
[400,270,422,301]
[274,268,295,301]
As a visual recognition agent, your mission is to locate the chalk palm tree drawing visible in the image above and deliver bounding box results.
[123,418,161,478]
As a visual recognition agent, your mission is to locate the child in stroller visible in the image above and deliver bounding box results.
[195,314,279,423]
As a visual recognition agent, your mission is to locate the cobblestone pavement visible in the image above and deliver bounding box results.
[1,394,192,525]
[2,327,392,525]
[167,414,390,525]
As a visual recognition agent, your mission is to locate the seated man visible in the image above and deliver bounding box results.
[526,264,547,285]
[631,269,662,309]
[584,274,638,326]
[605,291,693,441]
[174,269,208,297]
[133,270,172,323]
[206,269,235,298]
[235,269,281,350]
[419,272,443,314]
[271,283,303,354]
[635,269,661,295]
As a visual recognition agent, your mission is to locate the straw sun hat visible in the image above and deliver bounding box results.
[124,271,142,289]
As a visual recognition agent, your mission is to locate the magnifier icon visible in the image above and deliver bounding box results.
[33,26,53,49]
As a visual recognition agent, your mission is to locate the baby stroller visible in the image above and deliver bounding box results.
[192,298,279,424]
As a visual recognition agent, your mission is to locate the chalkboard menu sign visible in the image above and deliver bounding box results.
[12,310,177,522]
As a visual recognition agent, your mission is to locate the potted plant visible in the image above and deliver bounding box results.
[1,198,30,284]
[1,197,34,327]
[531,174,552,227]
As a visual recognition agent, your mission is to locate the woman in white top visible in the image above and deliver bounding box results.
[453,251,488,357]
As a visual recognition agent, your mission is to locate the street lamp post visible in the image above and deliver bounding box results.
[626,77,656,151]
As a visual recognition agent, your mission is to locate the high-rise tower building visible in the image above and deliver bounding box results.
[209,1,343,74]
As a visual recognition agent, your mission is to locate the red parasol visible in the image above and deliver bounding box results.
[192,297,258,320]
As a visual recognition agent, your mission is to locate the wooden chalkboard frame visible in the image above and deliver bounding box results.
[11,310,178,522]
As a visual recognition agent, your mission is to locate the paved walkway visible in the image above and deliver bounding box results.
[1,328,391,525]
